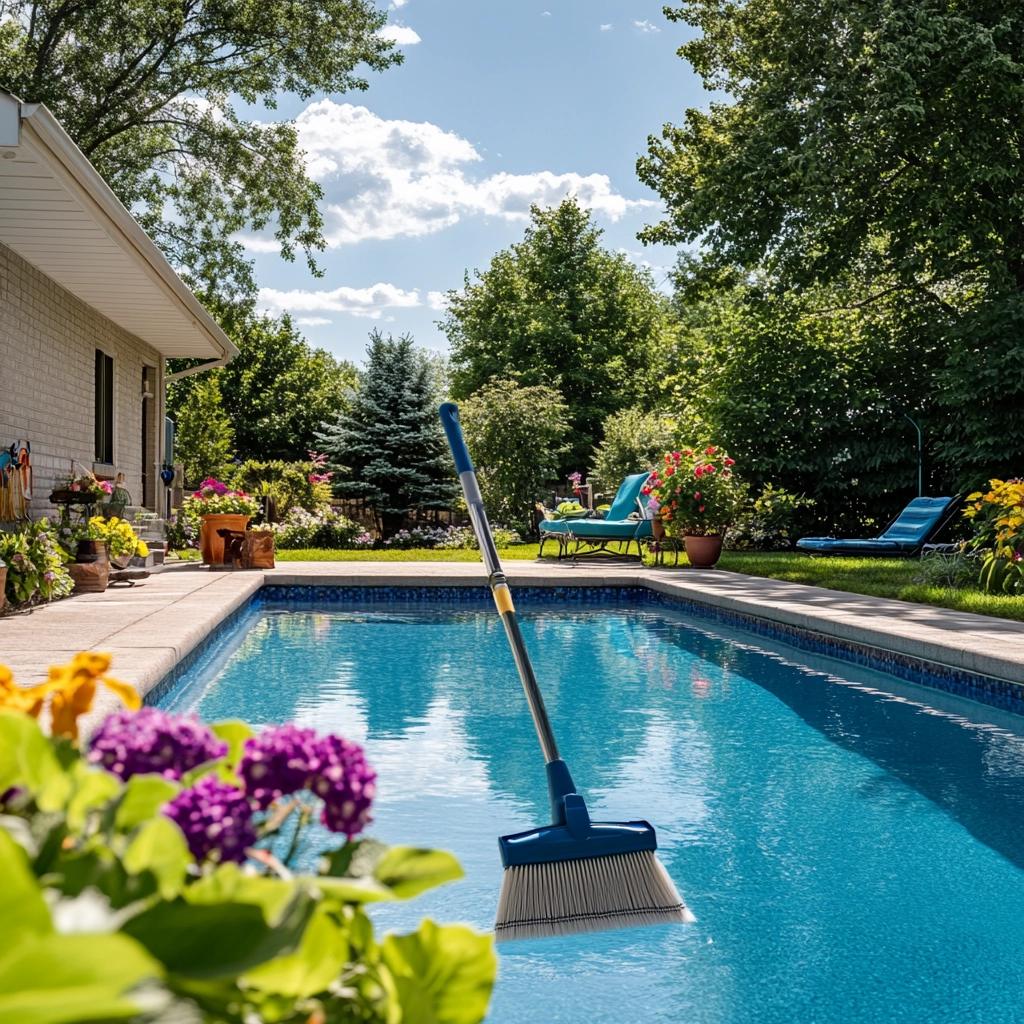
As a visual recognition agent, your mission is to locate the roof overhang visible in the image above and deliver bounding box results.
[0,92,236,361]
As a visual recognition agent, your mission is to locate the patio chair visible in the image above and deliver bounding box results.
[796,495,962,558]
[538,472,653,561]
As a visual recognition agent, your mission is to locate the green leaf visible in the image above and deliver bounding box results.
[123,818,190,899]
[241,904,350,998]
[374,847,464,900]
[211,720,254,767]
[113,775,180,831]
[65,762,122,831]
[318,841,464,903]
[0,711,70,811]
[186,862,296,921]
[381,920,496,1024]
[0,827,52,941]
[0,932,161,1024]
[121,891,315,979]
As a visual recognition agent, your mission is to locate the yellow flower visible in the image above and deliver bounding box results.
[0,654,139,740]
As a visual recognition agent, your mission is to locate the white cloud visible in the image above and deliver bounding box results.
[390,0,408,6]
[600,23,613,31]
[296,316,333,326]
[288,100,655,247]
[259,282,423,320]
[377,24,421,45]
[426,290,449,311]
[541,10,551,15]
[633,19,661,33]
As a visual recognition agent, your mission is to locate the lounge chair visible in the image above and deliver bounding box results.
[796,495,961,558]
[538,472,653,561]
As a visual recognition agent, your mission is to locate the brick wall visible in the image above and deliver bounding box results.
[0,241,165,517]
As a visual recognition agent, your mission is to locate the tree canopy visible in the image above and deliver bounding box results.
[318,331,457,536]
[441,199,677,473]
[0,0,400,301]
[167,306,357,464]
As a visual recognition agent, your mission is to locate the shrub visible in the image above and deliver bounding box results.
[589,407,676,494]
[0,654,496,1023]
[912,549,983,589]
[726,484,817,550]
[964,479,1024,595]
[272,506,364,549]
[0,519,73,607]
[188,478,260,516]
[231,457,331,518]
[382,524,522,550]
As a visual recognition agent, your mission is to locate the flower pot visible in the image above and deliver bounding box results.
[69,561,109,593]
[651,517,666,541]
[684,533,724,569]
[110,551,134,570]
[76,539,109,564]
[200,514,251,565]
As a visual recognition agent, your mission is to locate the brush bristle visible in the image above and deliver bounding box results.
[494,849,695,942]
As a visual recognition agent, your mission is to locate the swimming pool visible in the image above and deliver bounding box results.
[158,588,1024,1024]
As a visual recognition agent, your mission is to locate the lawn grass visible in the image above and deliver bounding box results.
[203,545,1024,622]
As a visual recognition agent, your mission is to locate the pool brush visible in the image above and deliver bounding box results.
[439,402,695,942]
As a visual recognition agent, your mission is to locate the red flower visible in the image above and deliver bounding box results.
[666,466,675,476]
[694,465,704,478]
[724,457,735,467]
[672,450,682,462]
[705,465,717,475]
[698,505,706,513]
[683,449,694,457]
[705,446,717,456]
[641,486,651,495]
[694,492,701,500]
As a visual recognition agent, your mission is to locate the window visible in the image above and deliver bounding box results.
[94,349,114,464]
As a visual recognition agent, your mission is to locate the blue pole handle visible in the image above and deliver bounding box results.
[439,402,474,474]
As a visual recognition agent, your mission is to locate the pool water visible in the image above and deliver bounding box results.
[159,597,1024,1023]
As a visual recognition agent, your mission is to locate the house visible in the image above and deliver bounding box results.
[0,90,236,518]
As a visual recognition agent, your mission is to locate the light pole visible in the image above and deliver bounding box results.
[903,413,923,497]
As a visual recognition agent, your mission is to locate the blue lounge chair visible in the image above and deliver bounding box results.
[539,472,654,561]
[796,495,961,557]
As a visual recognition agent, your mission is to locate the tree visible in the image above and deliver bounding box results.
[173,376,234,487]
[637,2,1024,482]
[441,200,678,473]
[589,408,676,494]
[0,1,400,301]
[318,331,457,536]
[167,306,358,463]
[458,379,570,531]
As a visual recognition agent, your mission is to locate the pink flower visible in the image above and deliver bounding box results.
[69,482,80,491]
[705,446,717,456]
[99,481,114,494]
[724,457,735,467]
[698,505,706,513]
[694,465,704,478]
[694,492,701,500]
[671,451,682,462]
[705,464,717,475]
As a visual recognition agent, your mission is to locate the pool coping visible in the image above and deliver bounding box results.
[3,560,1024,728]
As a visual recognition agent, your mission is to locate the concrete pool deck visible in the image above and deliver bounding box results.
[3,560,1024,711]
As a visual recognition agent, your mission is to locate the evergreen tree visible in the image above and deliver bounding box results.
[318,331,457,536]
[174,376,235,487]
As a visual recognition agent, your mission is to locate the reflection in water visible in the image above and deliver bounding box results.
[160,598,1024,1024]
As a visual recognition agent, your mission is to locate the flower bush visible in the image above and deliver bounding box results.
[272,505,365,549]
[0,519,73,607]
[382,524,522,550]
[78,515,149,560]
[230,458,332,518]
[0,655,496,1023]
[726,483,817,550]
[964,479,1024,595]
[189,477,260,516]
[645,446,744,537]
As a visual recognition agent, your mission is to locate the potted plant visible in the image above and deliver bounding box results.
[80,516,149,570]
[645,446,743,568]
[189,478,259,565]
[0,555,6,612]
[49,467,113,506]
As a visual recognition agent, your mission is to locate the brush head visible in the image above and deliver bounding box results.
[495,848,695,942]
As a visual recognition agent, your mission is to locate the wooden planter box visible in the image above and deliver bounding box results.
[199,514,251,565]
[69,561,109,593]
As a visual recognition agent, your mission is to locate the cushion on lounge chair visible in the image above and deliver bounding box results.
[796,496,956,556]
[539,518,653,540]
[604,472,653,520]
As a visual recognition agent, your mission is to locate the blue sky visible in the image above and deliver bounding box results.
[246,1,705,364]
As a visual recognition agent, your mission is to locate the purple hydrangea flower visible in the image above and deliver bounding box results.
[88,707,227,781]
[311,735,376,837]
[164,776,256,864]
[239,724,319,809]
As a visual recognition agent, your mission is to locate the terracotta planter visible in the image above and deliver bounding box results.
[200,514,251,565]
[0,565,6,612]
[684,533,724,569]
[76,539,109,564]
[651,517,666,541]
[69,561,109,593]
